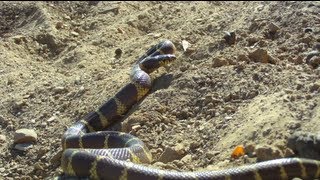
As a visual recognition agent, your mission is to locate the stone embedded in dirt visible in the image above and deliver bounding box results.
[53,86,67,94]
[114,48,122,58]
[255,144,284,161]
[237,54,250,62]
[70,31,79,37]
[158,145,185,163]
[14,129,37,144]
[47,116,56,123]
[248,48,275,64]
[212,57,229,67]
[223,31,236,45]
[268,22,280,33]
[181,154,192,163]
[12,35,27,44]
[181,40,189,52]
[205,151,220,159]
[14,143,33,151]
[246,36,260,46]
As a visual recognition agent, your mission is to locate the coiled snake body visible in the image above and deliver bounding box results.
[60,40,320,180]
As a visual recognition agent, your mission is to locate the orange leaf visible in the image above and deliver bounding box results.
[231,145,245,159]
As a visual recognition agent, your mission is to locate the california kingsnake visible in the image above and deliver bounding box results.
[60,40,320,180]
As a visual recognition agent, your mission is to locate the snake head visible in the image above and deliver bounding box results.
[139,54,176,73]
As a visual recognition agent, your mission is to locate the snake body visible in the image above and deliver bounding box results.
[61,40,320,180]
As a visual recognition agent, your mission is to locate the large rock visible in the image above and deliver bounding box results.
[14,129,37,144]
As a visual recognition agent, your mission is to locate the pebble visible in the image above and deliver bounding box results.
[268,22,280,33]
[205,151,220,159]
[248,48,275,64]
[70,31,79,37]
[47,116,56,122]
[223,31,236,45]
[212,57,229,67]
[114,48,122,58]
[158,145,185,163]
[181,154,192,163]
[14,129,37,144]
[53,86,67,94]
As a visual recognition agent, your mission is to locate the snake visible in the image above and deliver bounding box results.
[60,40,320,180]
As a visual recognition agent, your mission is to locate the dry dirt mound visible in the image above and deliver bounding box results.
[0,1,319,179]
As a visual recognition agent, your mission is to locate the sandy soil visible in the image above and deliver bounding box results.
[0,1,319,179]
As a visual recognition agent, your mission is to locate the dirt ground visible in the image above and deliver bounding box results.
[0,1,320,179]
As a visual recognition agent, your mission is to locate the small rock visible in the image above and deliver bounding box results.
[55,22,64,29]
[47,116,56,122]
[53,86,67,94]
[181,154,192,163]
[158,146,184,163]
[14,129,37,144]
[268,22,280,33]
[246,36,260,46]
[114,48,122,58]
[174,143,186,156]
[237,54,250,62]
[284,148,295,157]
[71,31,79,37]
[131,124,141,131]
[181,40,189,52]
[212,57,229,67]
[224,31,236,45]
[255,144,283,161]
[34,162,44,171]
[14,143,33,151]
[12,35,27,44]
[63,15,71,20]
[206,151,220,159]
[248,48,275,64]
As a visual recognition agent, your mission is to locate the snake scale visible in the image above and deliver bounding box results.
[60,40,320,180]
